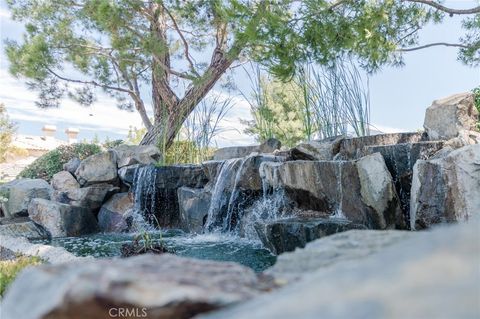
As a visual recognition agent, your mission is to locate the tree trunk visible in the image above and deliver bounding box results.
[140,50,237,146]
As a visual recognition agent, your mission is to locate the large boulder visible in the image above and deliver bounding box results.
[213,138,281,161]
[74,151,118,186]
[0,217,49,240]
[290,136,344,160]
[424,92,479,141]
[132,165,209,227]
[260,153,403,229]
[365,141,444,226]
[28,198,99,237]
[112,144,161,168]
[178,187,211,233]
[97,192,133,233]
[54,183,119,212]
[62,157,81,175]
[0,179,52,218]
[255,217,367,255]
[2,254,270,319]
[50,171,79,191]
[202,221,479,319]
[410,144,480,229]
[337,132,424,160]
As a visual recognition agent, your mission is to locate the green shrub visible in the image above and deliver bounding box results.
[0,255,43,297]
[160,140,215,165]
[18,143,102,181]
[473,87,480,131]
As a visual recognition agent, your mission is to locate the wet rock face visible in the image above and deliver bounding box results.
[410,144,480,229]
[365,141,444,227]
[255,217,367,255]
[260,153,402,230]
[133,165,209,228]
[424,92,478,141]
[1,254,270,319]
[28,198,99,237]
[178,187,211,233]
[0,179,52,218]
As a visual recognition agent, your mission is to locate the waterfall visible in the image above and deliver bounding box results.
[204,158,245,232]
[204,155,287,239]
[127,165,158,232]
[332,161,346,219]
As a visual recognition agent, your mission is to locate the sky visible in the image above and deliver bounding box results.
[0,1,479,147]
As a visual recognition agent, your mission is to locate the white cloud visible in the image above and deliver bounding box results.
[0,8,11,19]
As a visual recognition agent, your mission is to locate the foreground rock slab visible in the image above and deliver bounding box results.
[2,254,270,319]
[202,221,480,319]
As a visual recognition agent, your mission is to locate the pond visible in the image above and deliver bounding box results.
[33,230,276,272]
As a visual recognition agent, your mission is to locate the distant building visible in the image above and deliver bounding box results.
[0,125,80,182]
[12,125,80,157]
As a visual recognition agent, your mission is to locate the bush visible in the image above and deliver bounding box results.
[0,103,16,163]
[161,140,215,165]
[18,143,102,181]
[473,87,480,131]
[0,255,43,297]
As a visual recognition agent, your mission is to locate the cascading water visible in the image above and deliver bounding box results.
[203,155,288,241]
[332,161,346,219]
[126,165,158,232]
[203,158,245,232]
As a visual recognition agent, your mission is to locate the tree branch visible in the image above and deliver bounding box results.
[398,42,470,52]
[46,67,134,94]
[403,0,480,15]
[162,5,200,77]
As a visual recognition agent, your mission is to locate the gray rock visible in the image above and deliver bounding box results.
[0,179,52,218]
[2,254,269,319]
[290,136,344,160]
[0,217,49,240]
[74,151,118,186]
[54,183,119,212]
[201,221,480,319]
[28,198,99,237]
[410,144,480,229]
[260,153,402,229]
[97,192,133,232]
[214,138,281,160]
[255,217,367,255]
[337,132,424,160]
[424,92,478,141]
[50,171,79,191]
[112,144,161,168]
[365,141,445,226]
[62,157,80,175]
[178,187,211,233]
[0,235,87,264]
[201,160,225,187]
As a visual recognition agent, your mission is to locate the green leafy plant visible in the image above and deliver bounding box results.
[18,143,101,181]
[473,87,480,131]
[0,255,43,297]
[0,103,16,163]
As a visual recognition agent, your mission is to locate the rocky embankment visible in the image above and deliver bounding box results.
[0,92,479,318]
